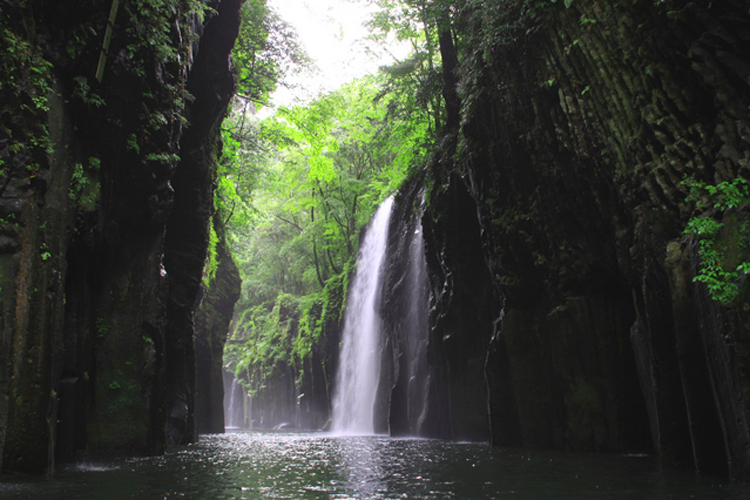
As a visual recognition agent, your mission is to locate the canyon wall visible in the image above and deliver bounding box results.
[7,0,749,482]
[421,0,750,479]
[0,0,241,473]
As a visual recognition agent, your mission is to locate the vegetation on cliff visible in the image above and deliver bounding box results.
[426,0,750,479]
[219,0,468,400]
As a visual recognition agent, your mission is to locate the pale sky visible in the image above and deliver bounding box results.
[266,0,409,107]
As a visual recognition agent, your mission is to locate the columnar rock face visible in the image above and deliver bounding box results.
[420,0,750,479]
[381,175,497,441]
[195,214,241,435]
[163,0,243,446]
[0,70,74,473]
[0,0,241,473]
[382,179,431,437]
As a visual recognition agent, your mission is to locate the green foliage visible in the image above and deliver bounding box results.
[683,177,750,305]
[233,0,311,106]
[215,99,268,231]
[95,318,113,345]
[0,12,53,177]
[0,28,52,109]
[203,219,219,287]
[221,1,432,401]
[69,157,102,210]
[123,0,210,72]
[40,242,51,262]
[223,266,349,399]
[703,178,749,211]
[320,262,350,325]
[684,216,722,239]
[366,0,450,138]
[108,0,204,177]
[226,294,299,387]
[72,76,106,108]
[221,79,427,393]
[224,76,423,309]
[291,294,324,362]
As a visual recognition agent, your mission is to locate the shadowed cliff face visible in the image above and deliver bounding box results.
[382,179,431,438]
[163,0,243,446]
[0,0,241,473]
[379,174,496,441]
[194,214,241,435]
[415,173,500,442]
[421,0,750,479]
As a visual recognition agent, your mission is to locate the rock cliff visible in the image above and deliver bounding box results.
[0,0,241,473]
[420,0,750,479]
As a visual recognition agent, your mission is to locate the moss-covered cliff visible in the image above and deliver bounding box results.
[0,0,241,473]
[224,270,345,431]
[421,0,750,479]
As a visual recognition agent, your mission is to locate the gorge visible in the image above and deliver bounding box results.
[2,0,750,494]
[221,0,750,482]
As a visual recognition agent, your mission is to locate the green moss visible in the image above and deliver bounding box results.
[565,376,605,449]
[203,220,219,287]
[292,294,323,362]
[88,365,148,453]
[320,262,350,325]
[225,263,350,403]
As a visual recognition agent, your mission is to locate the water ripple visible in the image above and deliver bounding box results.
[1,432,748,499]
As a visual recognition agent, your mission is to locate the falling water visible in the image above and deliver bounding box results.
[384,190,432,437]
[403,219,430,434]
[225,377,243,429]
[331,196,395,434]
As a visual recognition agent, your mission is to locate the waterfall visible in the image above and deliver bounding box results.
[403,220,430,434]
[225,377,243,429]
[331,196,395,434]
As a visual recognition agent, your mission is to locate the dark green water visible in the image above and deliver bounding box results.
[1,431,748,499]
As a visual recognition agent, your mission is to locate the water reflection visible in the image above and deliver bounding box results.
[1,432,748,499]
[334,436,386,498]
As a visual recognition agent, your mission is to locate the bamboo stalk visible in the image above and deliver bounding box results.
[95,0,121,83]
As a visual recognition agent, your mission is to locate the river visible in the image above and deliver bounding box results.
[1,431,748,499]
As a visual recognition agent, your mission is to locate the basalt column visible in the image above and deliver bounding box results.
[383,177,432,438]
[435,0,750,478]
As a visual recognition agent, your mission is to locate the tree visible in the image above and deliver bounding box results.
[365,0,460,136]
[233,0,311,106]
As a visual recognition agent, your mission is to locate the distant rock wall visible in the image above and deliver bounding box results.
[227,277,343,432]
